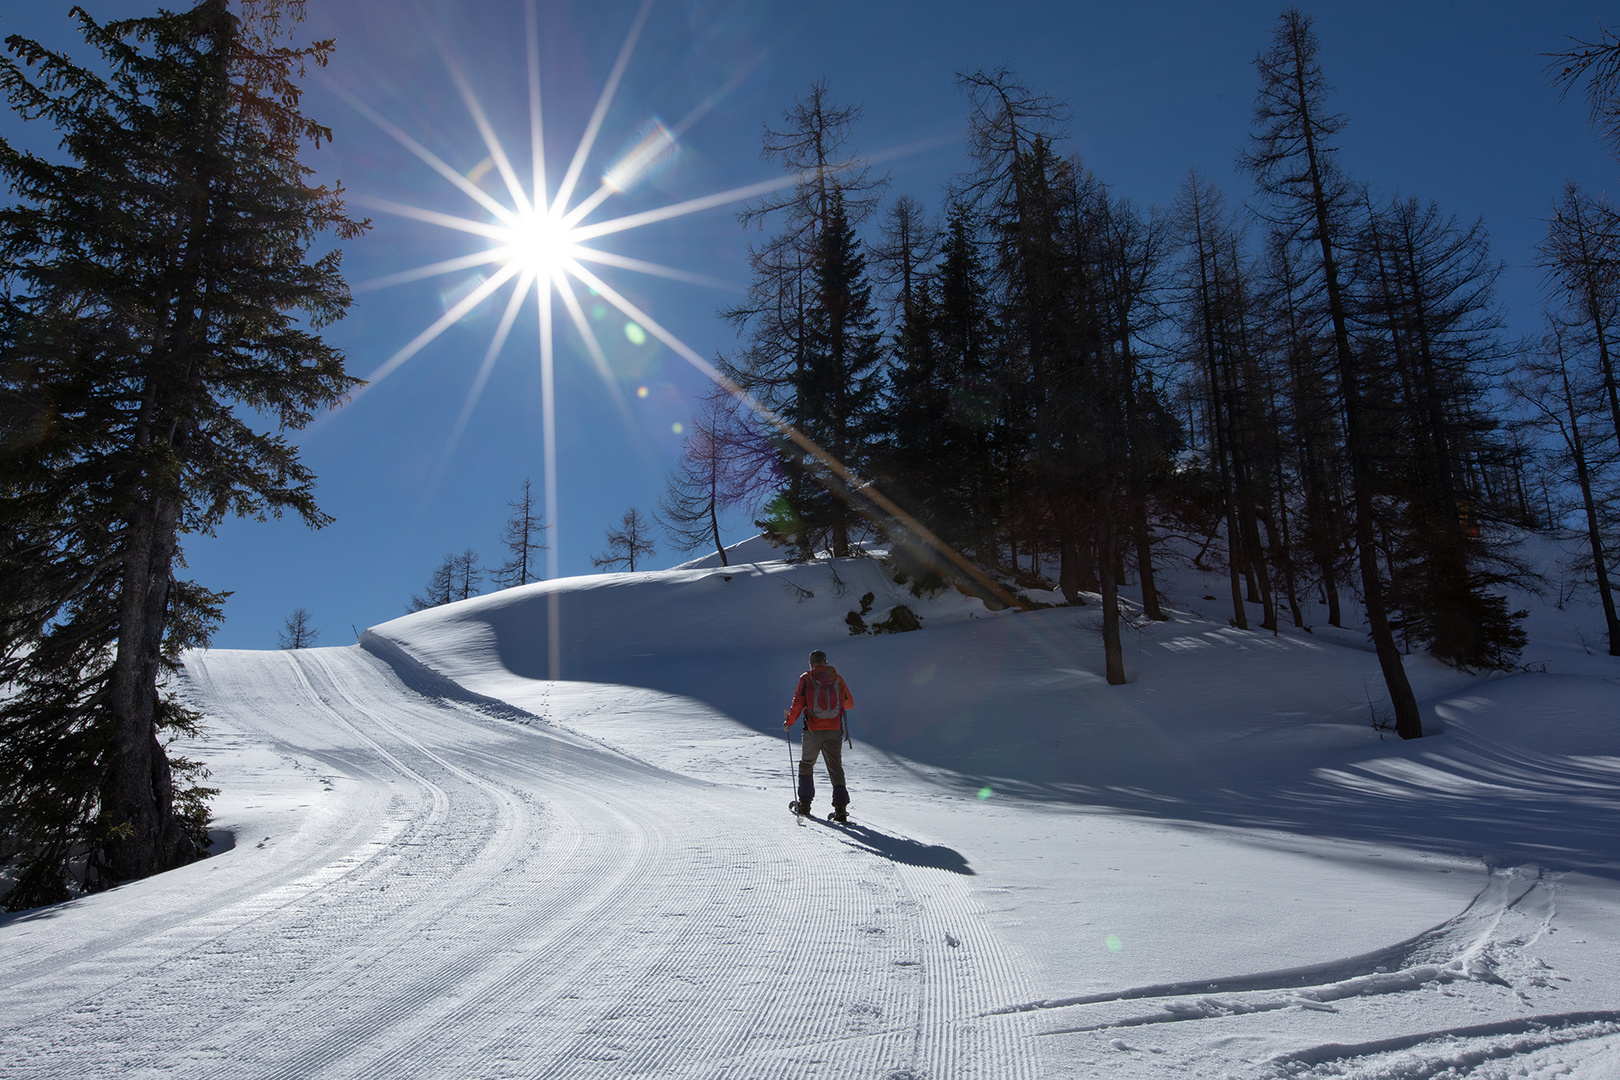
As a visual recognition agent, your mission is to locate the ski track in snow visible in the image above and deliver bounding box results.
[0,646,1039,1079]
[990,864,1620,1077]
[999,867,1558,1024]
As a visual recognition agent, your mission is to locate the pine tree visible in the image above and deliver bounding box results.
[0,0,362,907]
[867,195,948,547]
[932,203,1003,562]
[723,81,886,560]
[793,187,885,556]
[955,69,1070,581]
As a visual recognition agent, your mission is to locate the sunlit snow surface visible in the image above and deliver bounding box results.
[2,532,1618,1078]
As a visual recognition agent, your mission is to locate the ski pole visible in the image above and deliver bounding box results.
[785,721,796,802]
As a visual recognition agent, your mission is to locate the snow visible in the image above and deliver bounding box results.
[3,533,1619,1078]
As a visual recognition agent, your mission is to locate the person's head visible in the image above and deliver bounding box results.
[808,650,828,668]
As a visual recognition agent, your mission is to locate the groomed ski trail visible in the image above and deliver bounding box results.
[0,645,1040,1079]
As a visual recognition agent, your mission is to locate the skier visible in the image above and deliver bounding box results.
[783,649,854,821]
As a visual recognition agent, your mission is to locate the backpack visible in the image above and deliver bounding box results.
[807,674,843,720]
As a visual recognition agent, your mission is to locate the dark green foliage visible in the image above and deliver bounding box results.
[0,0,361,908]
[723,81,887,560]
[786,188,886,555]
[870,604,921,634]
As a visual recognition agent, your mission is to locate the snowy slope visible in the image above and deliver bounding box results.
[2,534,1619,1078]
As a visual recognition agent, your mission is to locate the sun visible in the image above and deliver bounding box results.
[505,208,578,282]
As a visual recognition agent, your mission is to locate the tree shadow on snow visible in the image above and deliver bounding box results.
[818,819,975,875]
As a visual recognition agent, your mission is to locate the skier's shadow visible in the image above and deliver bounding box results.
[818,819,974,876]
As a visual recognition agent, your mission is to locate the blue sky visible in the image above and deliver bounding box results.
[4,1,1615,648]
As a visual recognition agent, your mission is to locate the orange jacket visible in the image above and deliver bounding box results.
[785,665,853,731]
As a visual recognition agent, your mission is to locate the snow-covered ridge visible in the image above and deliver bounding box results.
[364,533,1620,874]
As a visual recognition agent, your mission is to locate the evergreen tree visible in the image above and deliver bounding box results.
[955,69,1071,582]
[723,81,886,559]
[867,195,949,549]
[0,0,362,907]
[932,203,1003,562]
[792,187,885,555]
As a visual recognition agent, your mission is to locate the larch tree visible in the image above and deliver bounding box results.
[1173,170,1258,631]
[1550,23,1620,167]
[1353,195,1525,669]
[277,607,318,649]
[1095,193,1176,624]
[493,477,547,589]
[1239,8,1423,738]
[1511,327,1620,655]
[408,555,457,612]
[450,549,482,601]
[0,0,362,907]
[592,509,658,573]
[657,384,777,566]
[1259,224,1349,629]
[1540,183,1620,459]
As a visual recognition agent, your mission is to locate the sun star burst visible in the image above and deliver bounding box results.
[346,2,1005,679]
[343,0,802,680]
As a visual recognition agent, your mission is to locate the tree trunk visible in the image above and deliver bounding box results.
[1558,354,1620,655]
[1292,43,1421,736]
[102,495,195,882]
[1100,520,1127,685]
